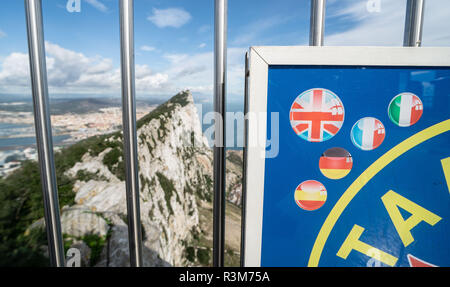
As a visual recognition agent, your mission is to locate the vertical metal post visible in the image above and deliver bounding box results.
[119,0,143,267]
[240,52,249,267]
[24,0,65,267]
[309,0,326,46]
[404,0,425,47]
[213,0,227,267]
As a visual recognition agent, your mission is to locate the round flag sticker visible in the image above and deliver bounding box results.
[290,88,344,142]
[351,117,385,151]
[388,92,423,127]
[294,180,327,211]
[319,147,353,179]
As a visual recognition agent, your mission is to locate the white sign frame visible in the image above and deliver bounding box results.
[243,46,450,267]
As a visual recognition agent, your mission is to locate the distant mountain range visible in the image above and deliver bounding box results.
[0,97,158,115]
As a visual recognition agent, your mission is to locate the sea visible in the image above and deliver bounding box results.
[0,123,70,151]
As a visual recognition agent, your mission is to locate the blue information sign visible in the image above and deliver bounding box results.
[243,47,450,267]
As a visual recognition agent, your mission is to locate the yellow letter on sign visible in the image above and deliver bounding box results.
[381,190,442,247]
[441,157,450,193]
[337,224,398,266]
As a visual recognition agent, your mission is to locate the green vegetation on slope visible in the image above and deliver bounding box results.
[81,233,107,266]
[185,200,242,267]
[102,146,125,181]
[63,232,108,267]
[156,172,177,216]
[137,90,191,130]
[0,124,125,266]
[0,160,75,266]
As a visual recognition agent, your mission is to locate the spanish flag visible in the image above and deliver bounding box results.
[319,147,353,179]
[294,180,327,211]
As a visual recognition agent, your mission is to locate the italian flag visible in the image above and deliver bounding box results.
[389,93,423,127]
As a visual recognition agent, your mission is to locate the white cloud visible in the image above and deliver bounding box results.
[198,43,206,49]
[0,29,6,38]
[164,53,189,64]
[135,64,168,92]
[0,42,169,95]
[0,53,30,88]
[0,40,247,100]
[326,0,450,46]
[328,0,373,22]
[85,0,108,13]
[226,47,247,99]
[161,46,247,100]
[161,51,213,95]
[422,0,450,46]
[0,43,247,101]
[140,45,156,52]
[326,0,404,46]
[147,8,191,28]
[232,15,294,46]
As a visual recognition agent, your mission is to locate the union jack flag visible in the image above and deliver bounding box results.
[290,88,345,142]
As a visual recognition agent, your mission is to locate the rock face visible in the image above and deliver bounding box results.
[59,91,215,267]
[26,90,244,267]
[225,150,243,206]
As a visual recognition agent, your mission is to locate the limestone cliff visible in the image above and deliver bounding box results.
[21,90,244,267]
[55,91,216,266]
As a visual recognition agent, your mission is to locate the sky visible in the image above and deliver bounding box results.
[0,0,450,103]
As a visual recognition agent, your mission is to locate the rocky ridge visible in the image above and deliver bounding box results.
[40,90,243,267]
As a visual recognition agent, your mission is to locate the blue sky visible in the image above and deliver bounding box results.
[0,0,450,103]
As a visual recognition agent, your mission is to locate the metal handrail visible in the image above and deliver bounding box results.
[213,0,227,268]
[24,0,65,267]
[310,0,326,46]
[119,0,143,267]
[404,0,426,47]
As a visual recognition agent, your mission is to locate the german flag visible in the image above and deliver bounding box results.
[319,147,352,179]
[294,180,327,211]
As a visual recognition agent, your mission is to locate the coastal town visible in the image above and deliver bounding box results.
[50,106,156,142]
[0,104,155,177]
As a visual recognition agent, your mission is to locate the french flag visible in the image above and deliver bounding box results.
[351,117,385,151]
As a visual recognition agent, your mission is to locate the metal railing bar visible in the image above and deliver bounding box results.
[309,0,326,46]
[119,0,143,267]
[213,0,227,268]
[240,52,249,267]
[24,0,65,267]
[404,0,425,47]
